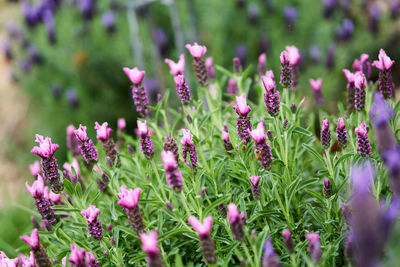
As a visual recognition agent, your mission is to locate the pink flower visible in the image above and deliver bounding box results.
[227,203,240,224]
[249,176,260,186]
[31,134,59,159]
[94,122,112,141]
[123,67,146,85]
[20,229,39,249]
[165,54,185,76]
[181,129,193,145]
[337,117,345,129]
[306,232,320,246]
[185,42,207,58]
[69,244,85,265]
[140,231,160,255]
[161,151,177,170]
[355,121,368,135]
[81,205,100,223]
[309,78,322,92]
[372,49,394,71]
[117,118,126,131]
[249,121,266,143]
[205,57,215,78]
[93,165,101,174]
[342,69,357,83]
[262,73,276,92]
[354,72,366,89]
[352,54,369,70]
[258,53,267,65]
[174,74,185,86]
[233,93,251,116]
[19,251,35,267]
[29,161,41,177]
[221,130,230,141]
[137,120,149,136]
[280,51,290,64]
[46,189,61,203]
[117,186,142,209]
[25,175,45,198]
[74,125,88,142]
[0,257,17,267]
[63,158,80,177]
[188,216,213,237]
[285,45,301,66]
[322,119,329,131]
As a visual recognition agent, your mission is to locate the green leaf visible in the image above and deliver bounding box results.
[302,143,324,163]
[293,126,312,137]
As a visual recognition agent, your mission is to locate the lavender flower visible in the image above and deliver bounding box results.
[233,57,242,73]
[368,6,380,34]
[258,53,267,75]
[352,53,371,78]
[372,49,395,99]
[66,125,81,156]
[262,238,281,267]
[262,71,280,116]
[227,78,239,95]
[336,117,348,148]
[137,120,154,159]
[140,231,164,267]
[188,216,217,264]
[285,46,301,89]
[101,10,115,33]
[336,19,354,41]
[249,176,260,199]
[309,78,323,105]
[165,54,185,76]
[343,69,357,113]
[324,178,331,196]
[42,9,56,45]
[95,122,119,163]
[31,134,63,193]
[282,229,294,253]
[227,203,245,240]
[323,0,337,18]
[74,125,99,164]
[355,122,372,157]
[284,6,297,30]
[181,129,197,171]
[78,0,96,20]
[205,57,215,80]
[221,128,234,154]
[163,134,180,164]
[26,175,56,227]
[233,93,252,144]
[186,43,208,86]
[280,51,293,89]
[161,151,183,191]
[117,186,144,234]
[123,67,149,117]
[354,72,366,111]
[20,229,53,267]
[81,205,103,240]
[63,158,80,185]
[249,122,274,169]
[320,119,331,149]
[174,74,192,104]
[68,244,85,266]
[29,161,41,177]
[306,233,321,263]
[18,251,35,267]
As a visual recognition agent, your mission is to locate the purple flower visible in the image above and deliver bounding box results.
[77,0,96,20]
[163,134,180,164]
[137,121,154,158]
[324,178,331,196]
[321,119,331,149]
[123,67,145,85]
[370,92,394,127]
[309,78,323,105]
[221,128,234,154]
[306,233,321,263]
[284,6,297,30]
[258,53,267,75]
[186,43,208,86]
[250,122,273,169]
[74,125,99,164]
[185,43,207,59]
[31,135,59,159]
[67,125,81,156]
[165,54,185,76]
[94,122,112,141]
[161,151,182,191]
[227,78,239,95]
[140,231,163,267]
[354,72,366,111]
[205,57,215,80]
[233,57,242,73]
[262,71,280,116]
[309,44,321,63]
[336,117,348,148]
[21,229,53,267]
[188,216,217,264]
[352,53,371,78]
[69,244,85,266]
[282,229,294,253]
[322,0,337,18]
[95,122,119,162]
[20,229,39,250]
[29,161,41,177]
[280,51,293,88]
[117,118,126,132]
[233,93,251,116]
[174,74,192,104]
[81,205,103,239]
[117,185,144,234]
[227,203,245,240]
[372,49,395,98]
[262,238,281,267]
[102,10,115,33]
[181,129,197,170]
[249,176,260,199]
[355,122,372,157]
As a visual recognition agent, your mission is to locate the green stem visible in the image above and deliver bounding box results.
[151,159,167,201]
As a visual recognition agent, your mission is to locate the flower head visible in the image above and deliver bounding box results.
[69,244,85,265]
[343,69,357,84]
[20,229,39,249]
[372,49,395,71]
[262,72,276,92]
[117,186,142,209]
[117,118,126,131]
[174,74,185,87]
[221,130,230,141]
[337,117,345,129]
[140,231,160,256]
[280,51,290,64]
[181,129,193,146]
[137,120,149,136]
[29,161,41,176]
[233,93,251,116]
[31,134,59,158]
[227,203,240,224]
[249,176,260,186]
[19,251,35,267]
[258,53,267,66]
[355,72,366,90]
[165,54,185,76]
[25,175,45,198]
[285,45,301,66]
[205,57,215,79]
[185,43,207,58]
[264,238,276,258]
[249,121,266,143]
[81,205,100,223]
[74,125,88,142]
[309,78,322,92]
[351,161,374,195]
[161,150,177,170]
[355,121,368,136]
[123,67,146,85]
[370,92,394,127]
[63,157,80,177]
[94,122,112,141]
[188,216,213,237]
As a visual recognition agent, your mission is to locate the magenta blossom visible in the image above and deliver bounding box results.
[117,186,142,209]
[117,118,126,131]
[258,53,267,74]
[343,69,357,84]
[227,203,240,224]
[69,244,86,265]
[233,93,251,116]
[81,205,100,223]
[372,49,394,71]
[123,67,146,85]
[20,229,39,249]
[63,157,80,177]
[181,129,193,146]
[185,42,207,58]
[280,51,290,64]
[309,78,322,92]
[285,45,301,66]
[249,176,260,186]
[262,72,276,92]
[74,125,88,142]
[137,120,149,136]
[355,121,368,136]
[19,251,35,267]
[31,134,59,159]
[165,54,185,76]
[25,175,45,198]
[94,122,112,141]
[29,161,41,177]
[205,57,215,79]
[188,216,213,237]
[249,121,266,144]
[221,130,230,142]
[161,150,177,170]
[140,231,160,256]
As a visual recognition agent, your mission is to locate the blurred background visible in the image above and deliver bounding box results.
[1,0,400,257]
